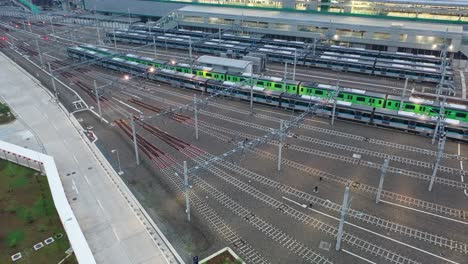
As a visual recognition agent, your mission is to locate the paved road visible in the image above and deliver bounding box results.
[0,52,178,264]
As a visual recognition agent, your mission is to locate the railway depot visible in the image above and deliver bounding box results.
[0,0,468,264]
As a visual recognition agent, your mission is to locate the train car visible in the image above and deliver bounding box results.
[303,52,376,75]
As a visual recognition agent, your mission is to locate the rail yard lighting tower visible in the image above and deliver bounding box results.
[336,185,350,251]
[111,149,124,175]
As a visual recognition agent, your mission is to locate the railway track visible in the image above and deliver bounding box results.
[125,94,468,222]
[136,119,424,264]
[130,102,468,254]
[133,79,468,162]
[114,118,271,264]
[126,92,468,189]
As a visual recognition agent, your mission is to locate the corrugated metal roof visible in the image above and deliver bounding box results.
[178,6,463,33]
[197,55,251,69]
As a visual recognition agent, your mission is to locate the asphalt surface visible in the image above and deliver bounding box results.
[1,15,468,264]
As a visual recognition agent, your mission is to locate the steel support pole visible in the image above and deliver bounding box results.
[194,94,199,140]
[331,98,337,125]
[277,120,284,172]
[293,50,297,81]
[94,80,102,119]
[428,138,445,192]
[113,30,117,51]
[283,62,288,93]
[189,36,192,59]
[376,158,389,204]
[400,77,409,110]
[250,75,254,113]
[48,62,58,100]
[336,185,350,251]
[184,161,191,222]
[34,38,43,68]
[49,17,55,35]
[153,36,157,58]
[432,117,441,145]
[313,38,317,56]
[27,17,31,32]
[96,27,101,45]
[130,115,140,165]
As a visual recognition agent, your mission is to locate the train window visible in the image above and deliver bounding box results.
[356,97,365,102]
[275,83,282,89]
[420,107,425,112]
[338,94,344,98]
[315,90,323,95]
[456,112,467,118]
[300,87,304,92]
[405,104,415,110]
[206,73,212,77]
[257,81,264,86]
[378,100,382,104]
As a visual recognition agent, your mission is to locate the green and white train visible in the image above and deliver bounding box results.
[67,45,468,141]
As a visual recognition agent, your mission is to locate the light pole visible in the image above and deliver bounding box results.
[111,149,124,175]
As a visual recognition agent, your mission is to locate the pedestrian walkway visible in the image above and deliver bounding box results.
[0,52,182,264]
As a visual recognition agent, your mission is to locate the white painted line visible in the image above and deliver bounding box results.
[96,199,106,214]
[342,249,377,264]
[283,197,461,264]
[89,109,109,124]
[283,196,307,208]
[460,71,466,99]
[457,143,468,197]
[43,52,62,61]
[5,33,18,40]
[72,154,79,164]
[111,226,121,241]
[84,175,91,185]
[72,179,79,195]
[112,97,143,114]
[121,91,141,99]
[381,200,468,225]
[23,42,30,46]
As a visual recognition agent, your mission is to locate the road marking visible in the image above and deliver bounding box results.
[457,143,468,197]
[42,52,62,61]
[96,199,105,212]
[84,175,91,185]
[460,71,466,99]
[112,97,143,114]
[121,91,141,99]
[23,42,30,46]
[5,33,18,40]
[71,179,79,195]
[72,154,79,164]
[381,200,468,225]
[112,226,121,241]
[342,249,377,264]
[283,197,461,264]
[89,109,109,124]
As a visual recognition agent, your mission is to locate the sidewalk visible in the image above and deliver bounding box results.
[0,52,180,264]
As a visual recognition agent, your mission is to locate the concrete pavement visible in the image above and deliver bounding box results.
[0,52,181,264]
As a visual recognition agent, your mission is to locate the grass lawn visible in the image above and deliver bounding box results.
[0,159,77,264]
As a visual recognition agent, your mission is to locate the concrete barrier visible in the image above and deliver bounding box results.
[0,140,96,264]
